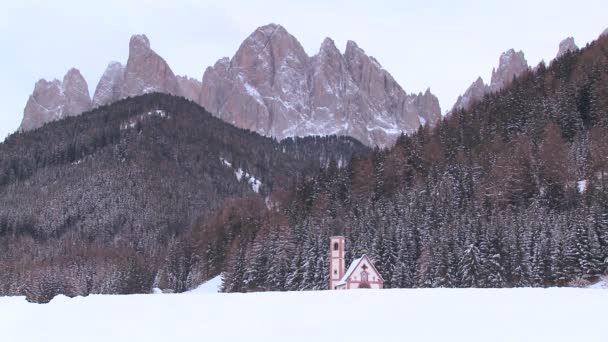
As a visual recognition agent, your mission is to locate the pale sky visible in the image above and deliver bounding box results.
[1,0,607,140]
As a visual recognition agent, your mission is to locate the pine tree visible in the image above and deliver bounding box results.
[458,243,483,287]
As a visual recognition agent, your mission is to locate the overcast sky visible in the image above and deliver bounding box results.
[1,0,607,139]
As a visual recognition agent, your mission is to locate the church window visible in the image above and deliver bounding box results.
[361,271,369,282]
[333,242,339,251]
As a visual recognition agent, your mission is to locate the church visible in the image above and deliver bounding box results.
[329,236,384,290]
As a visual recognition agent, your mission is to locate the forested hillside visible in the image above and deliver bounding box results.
[199,34,608,291]
[0,93,367,301]
[3,34,608,301]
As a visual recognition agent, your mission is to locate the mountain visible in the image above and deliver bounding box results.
[450,49,529,113]
[5,29,608,299]
[450,32,599,114]
[92,61,124,107]
[556,37,578,58]
[212,32,608,293]
[176,75,203,104]
[0,93,368,299]
[489,49,528,92]
[19,68,92,131]
[200,24,440,147]
[450,77,489,114]
[93,35,193,107]
[19,25,440,146]
[121,34,181,98]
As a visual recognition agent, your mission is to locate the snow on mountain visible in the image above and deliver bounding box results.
[200,24,441,147]
[20,26,439,144]
[20,68,92,131]
[220,157,263,193]
[1,288,606,341]
[92,61,125,107]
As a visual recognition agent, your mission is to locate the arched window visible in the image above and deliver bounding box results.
[361,270,368,282]
[333,242,339,251]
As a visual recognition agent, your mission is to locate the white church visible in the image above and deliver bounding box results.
[329,236,384,290]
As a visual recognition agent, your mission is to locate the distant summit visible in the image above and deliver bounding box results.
[200,24,440,147]
[18,24,440,147]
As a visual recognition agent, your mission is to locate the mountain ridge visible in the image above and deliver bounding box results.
[18,24,440,147]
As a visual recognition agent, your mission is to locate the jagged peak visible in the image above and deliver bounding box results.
[106,61,124,70]
[34,78,61,91]
[244,23,293,47]
[63,68,85,80]
[255,23,284,36]
[62,68,88,92]
[214,57,230,68]
[499,48,525,66]
[320,37,337,51]
[177,75,195,81]
[557,37,578,58]
[318,37,341,57]
[130,34,150,50]
[345,40,363,55]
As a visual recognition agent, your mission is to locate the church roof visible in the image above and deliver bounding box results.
[336,254,384,286]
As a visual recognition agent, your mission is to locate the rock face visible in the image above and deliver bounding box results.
[20,27,440,145]
[200,24,440,146]
[20,68,92,131]
[556,37,578,58]
[450,77,489,113]
[92,61,124,107]
[121,34,180,98]
[489,49,528,92]
[22,34,190,132]
[450,49,528,113]
[176,75,203,103]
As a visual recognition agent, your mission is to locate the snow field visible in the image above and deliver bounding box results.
[1,287,606,342]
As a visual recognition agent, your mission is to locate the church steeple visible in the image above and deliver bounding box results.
[329,236,345,289]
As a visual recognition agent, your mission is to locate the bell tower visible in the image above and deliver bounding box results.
[329,236,345,290]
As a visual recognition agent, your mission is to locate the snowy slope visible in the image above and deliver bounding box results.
[1,288,606,342]
[186,274,223,293]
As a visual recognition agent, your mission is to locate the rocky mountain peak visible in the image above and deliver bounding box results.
[490,49,528,92]
[344,40,363,56]
[20,25,441,145]
[62,68,92,116]
[450,48,529,114]
[129,34,151,53]
[450,77,489,113]
[601,28,608,37]
[20,68,92,132]
[556,37,578,58]
[200,24,441,146]
[122,33,179,98]
[319,37,340,56]
[92,61,125,107]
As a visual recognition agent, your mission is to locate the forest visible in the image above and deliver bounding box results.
[1,35,608,302]
[0,93,367,302]
[210,34,608,292]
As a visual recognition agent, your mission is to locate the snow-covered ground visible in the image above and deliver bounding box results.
[186,274,222,293]
[1,287,606,342]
